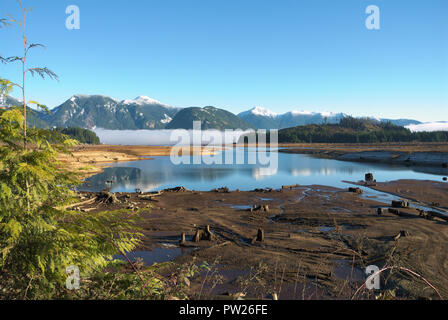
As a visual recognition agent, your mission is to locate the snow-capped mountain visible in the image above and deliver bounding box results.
[238,107,347,129]
[42,94,181,130]
[238,107,424,130]
[2,94,435,131]
[121,95,175,108]
[2,95,21,108]
[238,107,280,129]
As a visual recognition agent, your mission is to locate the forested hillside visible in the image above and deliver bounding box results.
[277,117,448,143]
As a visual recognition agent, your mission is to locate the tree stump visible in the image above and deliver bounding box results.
[193,225,216,242]
[257,229,264,242]
[180,233,186,245]
[391,200,409,208]
[193,229,203,242]
[394,230,410,241]
[348,187,363,194]
[205,225,216,241]
[98,191,119,204]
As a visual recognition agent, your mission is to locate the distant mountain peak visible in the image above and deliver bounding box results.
[71,94,118,101]
[122,96,165,106]
[289,110,343,117]
[250,106,278,117]
[167,106,254,130]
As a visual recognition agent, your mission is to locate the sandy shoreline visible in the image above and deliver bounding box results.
[57,144,220,177]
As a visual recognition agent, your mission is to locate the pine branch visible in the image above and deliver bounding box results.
[0,18,12,29]
[26,67,59,81]
[27,43,46,51]
[0,56,23,64]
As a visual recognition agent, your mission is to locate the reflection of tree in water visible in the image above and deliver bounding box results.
[412,166,448,176]
[80,167,142,192]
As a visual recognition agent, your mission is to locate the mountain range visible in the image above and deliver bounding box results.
[238,107,422,129]
[1,94,429,131]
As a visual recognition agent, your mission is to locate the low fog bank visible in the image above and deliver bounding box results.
[406,122,448,132]
[93,128,252,146]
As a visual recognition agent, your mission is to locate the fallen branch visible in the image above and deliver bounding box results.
[61,197,97,210]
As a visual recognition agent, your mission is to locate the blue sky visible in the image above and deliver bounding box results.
[1,0,447,121]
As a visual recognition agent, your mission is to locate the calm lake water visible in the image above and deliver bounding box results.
[81,148,447,193]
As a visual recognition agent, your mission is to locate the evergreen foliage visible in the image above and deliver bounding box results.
[0,108,143,299]
[54,127,100,145]
[277,117,448,143]
[0,2,141,299]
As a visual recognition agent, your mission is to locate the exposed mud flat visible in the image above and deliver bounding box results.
[77,180,448,300]
[368,180,448,209]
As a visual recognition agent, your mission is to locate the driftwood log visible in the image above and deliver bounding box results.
[62,197,96,210]
[164,186,189,192]
[388,208,413,217]
[282,184,299,190]
[138,190,163,200]
[419,210,448,222]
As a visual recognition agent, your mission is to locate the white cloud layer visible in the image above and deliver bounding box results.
[406,122,448,132]
[94,128,249,146]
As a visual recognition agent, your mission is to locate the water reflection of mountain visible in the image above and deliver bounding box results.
[80,167,143,192]
[79,150,447,193]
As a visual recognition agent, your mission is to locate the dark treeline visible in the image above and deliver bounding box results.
[274,117,448,144]
[53,127,100,144]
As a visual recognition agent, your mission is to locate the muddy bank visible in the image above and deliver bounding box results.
[367,180,448,210]
[75,179,448,300]
[279,143,448,169]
